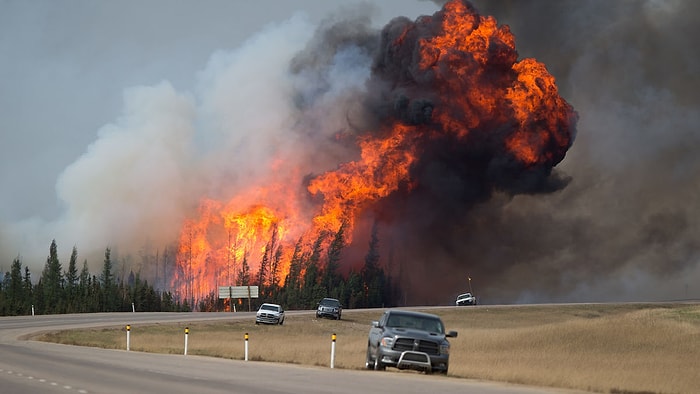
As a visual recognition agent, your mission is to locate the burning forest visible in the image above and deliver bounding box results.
[171,0,577,305]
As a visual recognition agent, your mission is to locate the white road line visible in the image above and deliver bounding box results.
[3,367,88,393]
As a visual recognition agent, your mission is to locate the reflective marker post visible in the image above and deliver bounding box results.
[184,327,189,355]
[244,333,249,361]
[330,333,337,368]
[126,325,131,351]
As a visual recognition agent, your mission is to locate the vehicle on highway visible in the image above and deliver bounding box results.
[366,309,457,374]
[456,292,477,306]
[316,297,342,320]
[255,303,285,325]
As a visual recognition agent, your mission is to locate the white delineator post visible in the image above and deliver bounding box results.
[244,333,249,361]
[330,333,337,369]
[126,325,131,351]
[184,327,189,355]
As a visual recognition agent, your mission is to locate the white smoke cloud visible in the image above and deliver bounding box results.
[55,81,196,252]
[1,13,321,271]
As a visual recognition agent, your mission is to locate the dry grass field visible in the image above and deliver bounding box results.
[34,303,700,394]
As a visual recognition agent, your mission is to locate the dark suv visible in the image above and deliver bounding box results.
[316,297,342,320]
[366,309,457,374]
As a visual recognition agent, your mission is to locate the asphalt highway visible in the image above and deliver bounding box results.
[0,312,586,394]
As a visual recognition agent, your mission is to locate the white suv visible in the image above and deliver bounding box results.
[455,293,477,306]
[256,303,285,325]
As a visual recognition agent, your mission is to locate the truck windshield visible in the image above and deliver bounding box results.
[386,314,444,334]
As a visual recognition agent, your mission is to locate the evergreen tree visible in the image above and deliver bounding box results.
[268,246,283,300]
[78,260,90,312]
[302,234,326,308]
[283,238,304,309]
[0,273,6,316]
[362,222,385,307]
[256,245,269,294]
[64,246,79,312]
[33,278,45,314]
[362,222,380,282]
[344,271,364,309]
[23,265,33,313]
[266,224,279,287]
[237,252,251,286]
[323,222,346,297]
[90,274,101,312]
[41,240,64,314]
[7,257,24,315]
[162,290,175,311]
[100,248,115,311]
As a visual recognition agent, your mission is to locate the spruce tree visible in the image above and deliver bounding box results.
[8,257,24,315]
[362,222,385,307]
[78,260,90,312]
[41,240,64,314]
[100,248,115,311]
[269,246,283,300]
[323,222,346,297]
[64,246,79,312]
[237,252,251,286]
[256,246,269,294]
[283,238,304,308]
[23,265,33,313]
[8,257,24,316]
[302,234,325,308]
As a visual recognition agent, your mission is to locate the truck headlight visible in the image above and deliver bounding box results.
[380,337,394,348]
[439,343,450,355]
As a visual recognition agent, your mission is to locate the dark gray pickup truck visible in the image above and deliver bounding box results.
[366,309,457,374]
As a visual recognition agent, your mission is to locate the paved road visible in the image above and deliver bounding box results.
[0,312,585,394]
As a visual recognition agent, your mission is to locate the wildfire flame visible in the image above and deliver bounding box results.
[172,0,577,302]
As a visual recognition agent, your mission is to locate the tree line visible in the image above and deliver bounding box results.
[1,222,397,316]
[0,240,189,316]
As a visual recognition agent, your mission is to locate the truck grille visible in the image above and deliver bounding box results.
[393,338,439,355]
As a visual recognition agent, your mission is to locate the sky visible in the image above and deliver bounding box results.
[1,0,699,304]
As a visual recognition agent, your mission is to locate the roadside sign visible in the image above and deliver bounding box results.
[218,285,259,299]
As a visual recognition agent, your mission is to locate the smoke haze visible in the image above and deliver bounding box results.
[1,1,698,304]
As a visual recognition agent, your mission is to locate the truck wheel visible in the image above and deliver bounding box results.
[373,354,385,371]
[365,346,374,370]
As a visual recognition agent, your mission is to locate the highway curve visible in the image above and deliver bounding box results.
[0,312,586,394]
